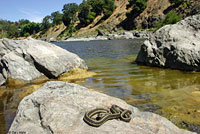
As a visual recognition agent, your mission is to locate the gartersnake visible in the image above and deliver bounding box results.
[83,105,132,127]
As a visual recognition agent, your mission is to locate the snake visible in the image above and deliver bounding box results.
[83,105,132,127]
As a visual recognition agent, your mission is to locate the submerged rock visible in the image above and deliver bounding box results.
[0,38,87,86]
[136,14,200,71]
[9,81,194,134]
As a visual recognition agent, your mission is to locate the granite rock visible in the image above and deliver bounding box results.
[0,38,87,85]
[136,14,200,71]
[9,81,195,134]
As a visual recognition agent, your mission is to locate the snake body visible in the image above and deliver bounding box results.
[83,105,132,127]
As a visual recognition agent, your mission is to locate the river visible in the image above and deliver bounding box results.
[1,39,200,133]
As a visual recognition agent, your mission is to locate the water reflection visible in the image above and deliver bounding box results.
[0,98,6,134]
[0,89,17,134]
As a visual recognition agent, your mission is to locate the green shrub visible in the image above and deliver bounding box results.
[35,35,39,39]
[21,22,41,36]
[32,34,37,38]
[24,33,30,37]
[156,11,181,29]
[164,11,181,24]
[56,37,62,40]
[128,0,147,13]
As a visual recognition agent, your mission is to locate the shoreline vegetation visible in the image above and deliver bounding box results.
[0,0,197,41]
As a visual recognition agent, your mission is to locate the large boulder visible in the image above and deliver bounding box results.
[9,81,194,134]
[136,14,200,71]
[0,38,87,85]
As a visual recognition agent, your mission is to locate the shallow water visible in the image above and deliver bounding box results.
[55,39,200,132]
[0,39,200,133]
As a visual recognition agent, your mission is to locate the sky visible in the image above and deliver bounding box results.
[0,0,82,22]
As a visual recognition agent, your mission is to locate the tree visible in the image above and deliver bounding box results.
[78,0,96,27]
[78,0,115,27]
[18,19,30,25]
[51,11,63,25]
[7,23,20,38]
[88,0,104,15]
[41,15,52,30]
[21,22,41,36]
[0,20,21,38]
[102,0,116,18]
[128,0,147,13]
[87,0,115,18]
[62,3,79,26]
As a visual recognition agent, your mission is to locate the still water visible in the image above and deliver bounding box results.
[0,39,200,133]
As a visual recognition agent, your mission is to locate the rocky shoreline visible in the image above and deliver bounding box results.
[49,31,151,42]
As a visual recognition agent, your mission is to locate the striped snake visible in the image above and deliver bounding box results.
[83,105,132,127]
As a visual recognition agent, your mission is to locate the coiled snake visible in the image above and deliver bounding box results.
[83,105,132,127]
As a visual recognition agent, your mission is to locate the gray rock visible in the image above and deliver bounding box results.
[133,31,151,38]
[0,38,87,85]
[123,32,134,39]
[147,15,163,28]
[136,14,200,71]
[2,52,41,81]
[97,29,104,36]
[9,81,195,134]
[108,32,135,40]
[49,38,56,42]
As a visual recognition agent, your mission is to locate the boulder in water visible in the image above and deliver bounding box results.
[0,38,87,86]
[136,14,200,71]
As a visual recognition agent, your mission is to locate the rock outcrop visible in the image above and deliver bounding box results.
[136,14,200,71]
[9,81,194,134]
[0,38,87,85]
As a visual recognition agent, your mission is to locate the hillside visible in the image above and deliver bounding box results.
[39,0,200,41]
[74,0,130,36]
[77,0,199,32]
[75,0,171,35]
[1,0,198,41]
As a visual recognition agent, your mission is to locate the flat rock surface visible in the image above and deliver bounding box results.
[9,81,195,134]
[136,14,200,71]
[0,38,87,85]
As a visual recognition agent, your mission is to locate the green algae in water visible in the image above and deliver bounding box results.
[125,66,200,128]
